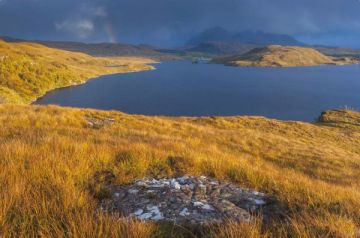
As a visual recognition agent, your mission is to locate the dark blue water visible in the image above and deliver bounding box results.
[35,61,360,121]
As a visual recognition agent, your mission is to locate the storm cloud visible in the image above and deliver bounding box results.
[1,0,360,47]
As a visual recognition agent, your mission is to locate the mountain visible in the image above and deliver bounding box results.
[187,27,234,45]
[212,45,358,67]
[315,46,360,58]
[185,41,257,55]
[187,27,304,46]
[232,30,303,46]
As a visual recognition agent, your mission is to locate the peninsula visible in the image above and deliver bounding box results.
[212,45,358,67]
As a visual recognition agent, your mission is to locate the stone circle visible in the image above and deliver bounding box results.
[100,176,275,225]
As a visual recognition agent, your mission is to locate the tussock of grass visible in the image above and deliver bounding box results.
[0,105,359,237]
[0,40,154,103]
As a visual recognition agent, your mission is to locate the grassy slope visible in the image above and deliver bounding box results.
[0,104,359,237]
[0,40,154,103]
[213,45,358,67]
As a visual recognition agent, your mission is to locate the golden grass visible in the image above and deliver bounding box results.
[0,40,154,103]
[213,45,358,67]
[0,105,359,237]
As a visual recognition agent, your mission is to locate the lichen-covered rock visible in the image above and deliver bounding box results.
[100,176,277,225]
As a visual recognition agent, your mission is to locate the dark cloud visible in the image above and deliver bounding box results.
[1,0,360,47]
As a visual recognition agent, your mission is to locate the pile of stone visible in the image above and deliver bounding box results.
[101,176,276,225]
[84,116,115,129]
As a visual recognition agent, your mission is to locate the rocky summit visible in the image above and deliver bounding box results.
[100,176,277,225]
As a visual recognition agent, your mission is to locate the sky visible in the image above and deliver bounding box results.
[1,0,360,48]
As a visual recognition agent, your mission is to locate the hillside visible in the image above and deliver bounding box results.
[212,45,358,67]
[0,104,360,237]
[0,36,182,60]
[36,41,182,61]
[316,46,360,58]
[0,40,154,103]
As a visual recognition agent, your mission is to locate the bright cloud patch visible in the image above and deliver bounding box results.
[55,19,94,39]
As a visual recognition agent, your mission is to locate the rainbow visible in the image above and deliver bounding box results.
[105,23,117,43]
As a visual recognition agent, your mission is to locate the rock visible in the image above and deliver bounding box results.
[139,213,153,220]
[252,198,266,205]
[193,201,205,207]
[170,179,181,189]
[84,116,115,129]
[128,189,139,194]
[100,176,274,225]
[180,208,190,217]
[202,204,214,210]
[134,209,144,216]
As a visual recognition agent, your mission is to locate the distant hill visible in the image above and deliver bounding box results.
[185,41,257,55]
[315,46,360,58]
[187,27,304,46]
[212,45,359,67]
[184,40,360,59]
[0,36,182,60]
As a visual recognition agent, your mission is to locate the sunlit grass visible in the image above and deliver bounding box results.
[0,105,359,237]
[0,40,154,103]
[213,45,358,67]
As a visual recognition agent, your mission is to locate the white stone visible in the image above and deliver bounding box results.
[147,204,158,210]
[193,201,204,207]
[152,213,164,221]
[148,179,165,188]
[128,189,139,194]
[178,176,189,184]
[201,204,214,210]
[136,181,147,186]
[134,209,144,216]
[253,199,266,205]
[138,213,152,220]
[179,208,190,217]
[252,191,265,196]
[114,193,120,198]
[170,179,181,189]
[145,205,164,221]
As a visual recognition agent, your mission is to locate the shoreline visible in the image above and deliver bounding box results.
[30,63,157,104]
[212,60,360,68]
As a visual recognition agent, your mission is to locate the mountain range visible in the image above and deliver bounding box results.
[2,31,360,59]
[187,27,304,46]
